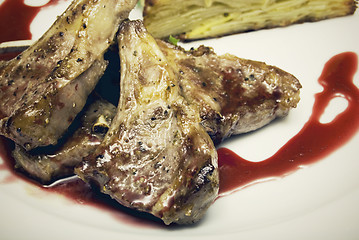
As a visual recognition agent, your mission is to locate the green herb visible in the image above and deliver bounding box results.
[137,0,144,7]
[168,35,180,46]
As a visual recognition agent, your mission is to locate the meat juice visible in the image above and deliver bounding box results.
[1,1,359,226]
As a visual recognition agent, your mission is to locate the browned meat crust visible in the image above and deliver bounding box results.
[12,97,116,184]
[76,20,219,225]
[0,0,137,150]
[159,41,301,143]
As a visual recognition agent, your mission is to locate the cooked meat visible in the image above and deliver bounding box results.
[158,40,301,144]
[1,36,302,147]
[143,0,357,40]
[13,42,301,182]
[0,0,137,150]
[76,20,219,225]
[12,97,116,184]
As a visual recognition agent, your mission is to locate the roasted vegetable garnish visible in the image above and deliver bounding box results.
[143,0,357,40]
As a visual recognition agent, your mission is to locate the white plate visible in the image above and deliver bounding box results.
[1,1,359,239]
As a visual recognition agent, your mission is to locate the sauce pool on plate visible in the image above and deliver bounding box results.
[0,0,62,44]
[0,0,359,225]
[0,50,358,224]
[218,52,359,195]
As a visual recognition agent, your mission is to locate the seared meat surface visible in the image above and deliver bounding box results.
[0,0,137,150]
[0,0,302,225]
[12,97,116,184]
[158,41,301,143]
[9,39,301,186]
[76,20,219,225]
[3,38,301,147]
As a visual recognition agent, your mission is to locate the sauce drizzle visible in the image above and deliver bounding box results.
[218,52,359,195]
[0,0,60,44]
[1,0,359,226]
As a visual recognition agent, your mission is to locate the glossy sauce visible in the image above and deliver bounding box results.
[47,177,164,228]
[0,136,163,227]
[0,51,22,61]
[0,51,358,224]
[0,0,61,44]
[0,1,359,226]
[0,138,17,183]
[218,52,359,195]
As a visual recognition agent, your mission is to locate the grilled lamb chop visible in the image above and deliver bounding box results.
[12,97,116,184]
[76,20,219,225]
[143,0,357,40]
[2,37,301,146]
[0,0,137,150]
[158,40,301,144]
[11,41,300,185]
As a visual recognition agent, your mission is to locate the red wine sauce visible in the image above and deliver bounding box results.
[0,51,357,225]
[0,137,17,183]
[218,52,359,195]
[0,137,163,227]
[0,3,358,224]
[0,51,22,61]
[0,0,61,44]
[47,177,164,228]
